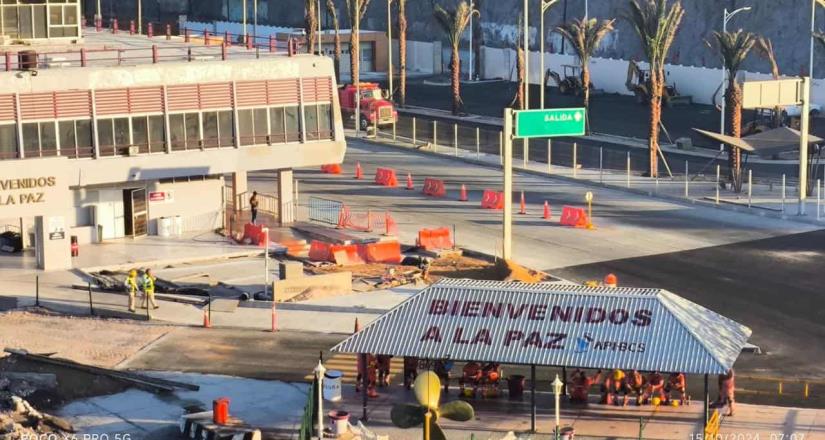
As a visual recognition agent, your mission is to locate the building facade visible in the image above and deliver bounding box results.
[1,0,82,41]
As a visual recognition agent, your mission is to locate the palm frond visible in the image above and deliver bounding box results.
[433,1,479,49]
[624,0,684,70]
[555,18,615,65]
[710,30,757,76]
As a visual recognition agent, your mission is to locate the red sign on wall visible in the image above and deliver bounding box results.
[148,191,166,202]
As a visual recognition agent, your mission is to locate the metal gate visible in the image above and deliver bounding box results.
[308,196,343,225]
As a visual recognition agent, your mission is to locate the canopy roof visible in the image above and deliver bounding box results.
[333,279,752,375]
[693,127,823,157]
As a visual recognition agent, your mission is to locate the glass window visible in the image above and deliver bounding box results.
[284,106,300,142]
[218,110,234,147]
[238,109,254,146]
[202,112,218,148]
[185,113,200,147]
[76,119,92,157]
[49,5,62,24]
[270,107,285,144]
[2,7,19,38]
[304,105,319,141]
[98,119,114,154]
[0,124,18,159]
[59,120,76,157]
[64,5,77,25]
[114,118,130,147]
[169,114,185,150]
[254,108,268,144]
[318,104,332,140]
[132,116,148,151]
[148,115,165,153]
[33,5,47,39]
[40,122,56,155]
[22,123,39,156]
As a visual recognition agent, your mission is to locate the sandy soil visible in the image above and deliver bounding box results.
[0,309,173,368]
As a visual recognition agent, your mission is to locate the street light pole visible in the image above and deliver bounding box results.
[719,7,751,150]
[137,0,142,34]
[388,0,393,99]
[254,0,259,40]
[540,0,559,109]
[552,374,563,440]
[811,0,817,80]
[318,0,322,55]
[523,0,529,110]
[242,0,247,39]
[469,0,474,81]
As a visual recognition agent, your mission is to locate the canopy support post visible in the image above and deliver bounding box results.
[361,353,369,422]
[562,367,567,396]
[704,373,709,428]
[530,364,537,433]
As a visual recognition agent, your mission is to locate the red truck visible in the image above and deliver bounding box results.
[338,83,398,130]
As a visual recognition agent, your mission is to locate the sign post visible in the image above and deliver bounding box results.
[502,107,586,259]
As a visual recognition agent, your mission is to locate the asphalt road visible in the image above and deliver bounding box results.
[552,229,825,381]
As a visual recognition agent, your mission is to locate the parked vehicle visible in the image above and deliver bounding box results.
[338,83,398,130]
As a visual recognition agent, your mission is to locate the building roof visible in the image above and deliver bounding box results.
[694,127,823,157]
[333,279,752,375]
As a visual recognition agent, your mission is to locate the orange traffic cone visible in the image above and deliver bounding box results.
[355,162,363,179]
[203,308,211,328]
[543,201,551,220]
[406,173,414,190]
[459,184,468,201]
[271,303,278,332]
[519,191,527,215]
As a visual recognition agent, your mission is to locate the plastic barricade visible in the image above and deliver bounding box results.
[559,206,590,228]
[243,223,265,245]
[321,164,343,174]
[422,178,447,197]
[374,168,398,187]
[417,227,453,251]
[330,244,365,265]
[360,241,402,264]
[480,190,504,210]
[308,240,332,262]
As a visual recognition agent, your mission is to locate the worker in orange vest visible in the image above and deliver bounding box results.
[715,369,736,416]
[621,369,646,406]
[641,371,666,405]
[665,372,688,405]
[376,354,392,387]
[570,369,603,405]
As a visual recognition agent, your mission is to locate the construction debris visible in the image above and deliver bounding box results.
[1,382,75,439]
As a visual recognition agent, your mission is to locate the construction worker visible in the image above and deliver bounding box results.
[622,369,646,406]
[403,356,418,390]
[433,360,453,394]
[601,369,626,405]
[459,361,483,397]
[123,269,139,312]
[665,372,688,405]
[570,369,602,405]
[376,355,392,387]
[249,191,259,225]
[641,371,666,405]
[603,273,618,288]
[715,369,736,416]
[141,268,159,310]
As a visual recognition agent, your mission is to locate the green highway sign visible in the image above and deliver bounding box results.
[514,107,586,138]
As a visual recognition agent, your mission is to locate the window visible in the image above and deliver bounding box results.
[304,105,319,141]
[284,106,300,142]
[270,107,286,144]
[132,116,148,152]
[318,104,332,140]
[0,124,17,160]
[269,106,300,143]
[238,107,270,146]
[148,115,165,152]
[58,119,93,158]
[303,104,333,141]
[21,121,57,158]
[218,110,234,147]
[254,108,268,144]
[129,115,164,153]
[97,117,132,155]
[202,112,218,148]
[202,110,234,148]
[171,112,201,150]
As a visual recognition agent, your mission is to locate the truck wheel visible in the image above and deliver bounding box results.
[360,117,369,130]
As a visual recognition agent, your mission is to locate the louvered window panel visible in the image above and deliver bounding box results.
[0,94,16,122]
[267,79,300,105]
[95,89,130,116]
[167,84,200,112]
[302,77,333,103]
[198,82,233,109]
[54,91,92,119]
[235,81,268,108]
[19,93,57,120]
[128,87,164,114]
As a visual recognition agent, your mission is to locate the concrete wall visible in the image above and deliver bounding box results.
[147,177,224,235]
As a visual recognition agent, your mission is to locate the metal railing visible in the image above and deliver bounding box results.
[298,379,317,440]
[308,196,344,225]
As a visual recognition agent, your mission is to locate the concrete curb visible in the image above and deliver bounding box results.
[351,135,825,227]
[78,248,265,275]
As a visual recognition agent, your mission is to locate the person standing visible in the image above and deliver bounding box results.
[124,269,139,312]
[141,268,159,310]
[716,369,736,416]
[249,191,259,225]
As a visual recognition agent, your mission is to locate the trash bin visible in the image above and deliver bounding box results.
[18,50,37,70]
[507,375,525,400]
[560,426,575,440]
[158,217,172,237]
[323,370,343,402]
[174,215,183,236]
[212,397,230,425]
[70,235,78,257]
[328,410,349,436]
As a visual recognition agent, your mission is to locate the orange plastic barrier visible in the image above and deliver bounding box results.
[330,244,365,265]
[360,241,402,264]
[374,167,399,187]
[559,206,591,228]
[321,164,342,174]
[243,223,267,246]
[308,240,332,261]
[417,227,453,251]
[480,189,505,210]
[422,178,447,197]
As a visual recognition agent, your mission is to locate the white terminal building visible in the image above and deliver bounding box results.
[0,21,346,270]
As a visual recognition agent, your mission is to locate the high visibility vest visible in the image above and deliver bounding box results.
[143,275,155,293]
[125,277,138,293]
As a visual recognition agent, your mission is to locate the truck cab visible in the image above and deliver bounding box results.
[338,83,398,130]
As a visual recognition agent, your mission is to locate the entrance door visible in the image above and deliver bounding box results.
[123,188,148,238]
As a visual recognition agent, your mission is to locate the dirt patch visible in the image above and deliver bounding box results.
[0,309,173,368]
[306,255,501,282]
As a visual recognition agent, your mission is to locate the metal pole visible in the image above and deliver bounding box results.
[503,109,514,260]
[524,140,528,168]
[387,0,393,99]
[35,275,39,307]
[88,282,94,316]
[811,0,816,81]
[264,228,269,298]
[626,151,630,187]
[256,0,260,40]
[685,161,689,199]
[782,173,787,213]
[554,375,561,439]
[242,0,247,40]
[540,7,545,109]
[454,123,458,156]
[817,178,821,220]
[499,131,503,165]
[355,82,361,137]
[530,365,537,433]
[476,127,480,160]
[748,169,753,208]
[547,139,552,173]
[719,9,727,151]
[704,374,709,428]
[523,0,529,110]
[572,142,577,178]
[469,0,473,81]
[412,117,416,145]
[433,120,437,152]
[316,362,325,437]
[599,146,603,183]
[317,0,321,54]
[716,165,721,205]
[361,353,369,421]
[799,77,811,215]
[393,121,396,140]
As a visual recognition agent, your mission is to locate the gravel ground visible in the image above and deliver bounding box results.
[0,309,173,368]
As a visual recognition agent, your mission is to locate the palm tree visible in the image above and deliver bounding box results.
[625,0,684,178]
[555,17,615,133]
[433,1,479,115]
[346,0,372,86]
[398,0,408,107]
[710,30,757,192]
[510,16,525,110]
[305,0,318,54]
[326,0,343,82]
[755,36,782,128]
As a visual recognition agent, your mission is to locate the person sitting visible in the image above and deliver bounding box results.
[434,360,453,394]
[403,357,418,390]
[601,369,626,405]
[481,362,502,397]
[641,371,666,405]
[459,362,483,397]
[665,372,688,405]
[376,355,392,387]
[622,369,646,406]
[570,369,603,405]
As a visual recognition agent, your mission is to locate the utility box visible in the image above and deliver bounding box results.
[279,261,303,280]
[675,137,693,150]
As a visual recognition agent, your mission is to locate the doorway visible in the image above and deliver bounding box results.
[123,188,148,238]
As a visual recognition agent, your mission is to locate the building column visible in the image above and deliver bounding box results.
[232,171,248,211]
[277,169,295,225]
[34,215,71,271]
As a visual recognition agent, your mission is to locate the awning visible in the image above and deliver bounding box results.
[693,127,823,157]
[333,279,752,375]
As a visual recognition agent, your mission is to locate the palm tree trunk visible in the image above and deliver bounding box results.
[451,45,461,115]
[648,71,662,178]
[333,29,342,83]
[582,67,591,135]
[351,7,359,86]
[515,46,524,110]
[398,0,407,107]
[728,81,743,192]
[305,4,317,54]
